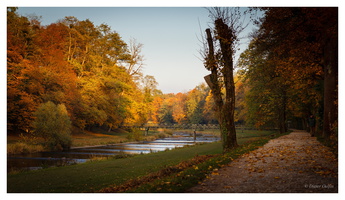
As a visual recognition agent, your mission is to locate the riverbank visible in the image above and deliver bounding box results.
[7,129,278,192]
[8,141,223,192]
[7,127,171,155]
[8,127,275,155]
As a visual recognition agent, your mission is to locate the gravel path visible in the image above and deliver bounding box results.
[187,130,338,193]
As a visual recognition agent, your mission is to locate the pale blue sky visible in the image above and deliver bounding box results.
[17,7,257,93]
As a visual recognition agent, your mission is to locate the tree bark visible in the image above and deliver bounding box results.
[278,90,287,134]
[204,19,238,153]
[205,28,223,114]
[322,34,338,139]
[215,19,237,150]
[319,8,338,139]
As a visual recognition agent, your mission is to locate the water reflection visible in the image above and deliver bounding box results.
[7,132,220,172]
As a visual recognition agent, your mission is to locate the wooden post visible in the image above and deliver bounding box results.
[145,127,149,136]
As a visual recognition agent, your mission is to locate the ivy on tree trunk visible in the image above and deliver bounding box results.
[204,18,238,152]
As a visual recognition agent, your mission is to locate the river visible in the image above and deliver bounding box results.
[7,132,220,172]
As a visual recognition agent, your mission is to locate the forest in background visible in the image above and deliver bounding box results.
[7,7,338,143]
[7,7,223,135]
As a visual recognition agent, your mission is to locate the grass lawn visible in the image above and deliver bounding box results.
[71,128,130,147]
[7,129,278,193]
[8,142,223,192]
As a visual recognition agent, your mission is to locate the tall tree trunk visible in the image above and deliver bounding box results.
[215,19,237,150]
[204,19,238,153]
[319,8,338,139]
[278,90,287,134]
[278,106,287,134]
[322,34,338,139]
[205,29,223,113]
[219,103,237,151]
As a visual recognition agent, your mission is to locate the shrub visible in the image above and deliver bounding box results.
[126,128,144,141]
[156,132,169,139]
[32,101,72,151]
[162,129,173,135]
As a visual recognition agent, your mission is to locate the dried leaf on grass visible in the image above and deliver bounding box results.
[100,154,217,193]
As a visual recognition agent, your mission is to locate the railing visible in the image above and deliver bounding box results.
[120,123,219,130]
[119,124,278,131]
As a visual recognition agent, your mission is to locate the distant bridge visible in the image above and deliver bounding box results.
[119,124,276,131]
[119,123,219,130]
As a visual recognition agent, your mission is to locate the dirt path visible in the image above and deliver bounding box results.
[187,130,338,193]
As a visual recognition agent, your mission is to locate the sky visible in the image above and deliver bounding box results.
[8,0,341,94]
[16,7,259,94]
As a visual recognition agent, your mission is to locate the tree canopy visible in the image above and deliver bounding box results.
[7,7,338,145]
[7,8,221,134]
[238,7,338,139]
[7,8,159,133]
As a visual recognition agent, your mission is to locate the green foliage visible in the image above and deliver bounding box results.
[126,128,144,141]
[158,103,175,124]
[32,101,72,150]
[185,85,207,124]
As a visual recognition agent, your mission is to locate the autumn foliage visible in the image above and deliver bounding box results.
[7,8,151,133]
[7,8,219,135]
[7,7,338,144]
[238,7,338,139]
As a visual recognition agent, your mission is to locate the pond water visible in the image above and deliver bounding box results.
[7,132,220,172]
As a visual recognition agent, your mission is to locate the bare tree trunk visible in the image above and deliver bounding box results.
[215,19,237,150]
[205,29,223,113]
[204,18,238,153]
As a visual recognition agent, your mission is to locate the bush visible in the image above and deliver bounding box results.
[161,129,173,135]
[32,101,72,151]
[156,132,169,139]
[126,128,144,141]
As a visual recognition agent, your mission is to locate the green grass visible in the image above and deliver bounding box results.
[7,129,278,193]
[128,138,272,193]
[7,142,223,193]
